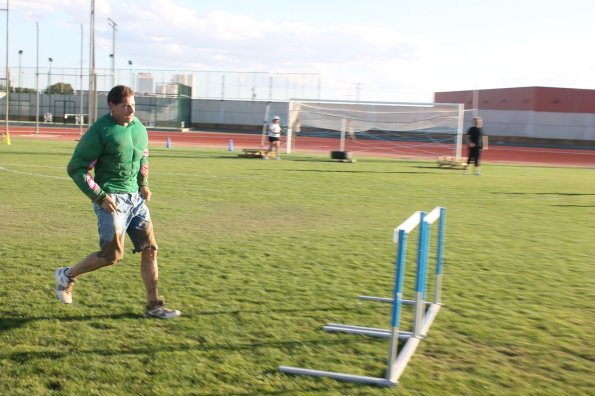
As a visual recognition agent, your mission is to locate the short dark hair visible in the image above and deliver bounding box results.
[107,85,134,105]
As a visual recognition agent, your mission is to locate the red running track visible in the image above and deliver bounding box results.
[6,125,595,167]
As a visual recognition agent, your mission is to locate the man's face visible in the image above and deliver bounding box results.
[109,95,135,126]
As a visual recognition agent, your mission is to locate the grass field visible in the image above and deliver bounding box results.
[0,139,593,395]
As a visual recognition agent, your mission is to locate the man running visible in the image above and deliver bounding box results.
[56,85,181,319]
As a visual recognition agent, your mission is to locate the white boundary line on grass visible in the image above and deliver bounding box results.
[0,166,70,180]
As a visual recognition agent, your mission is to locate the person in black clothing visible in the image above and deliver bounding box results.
[464,117,484,175]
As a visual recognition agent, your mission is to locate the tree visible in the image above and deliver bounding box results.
[15,87,36,93]
[46,82,74,94]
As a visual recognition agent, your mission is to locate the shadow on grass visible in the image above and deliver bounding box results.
[414,165,465,171]
[256,168,433,175]
[149,154,219,160]
[0,305,352,332]
[551,204,595,207]
[197,383,362,396]
[1,336,378,363]
[493,192,595,196]
[0,311,140,332]
[0,307,386,392]
[195,306,356,317]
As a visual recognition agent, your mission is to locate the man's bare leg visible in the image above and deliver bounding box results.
[68,253,112,278]
[140,247,181,318]
[141,247,159,307]
[55,252,112,304]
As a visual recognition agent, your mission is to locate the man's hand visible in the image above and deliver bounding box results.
[140,186,152,202]
[101,194,117,213]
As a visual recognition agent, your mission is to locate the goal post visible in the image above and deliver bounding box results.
[260,102,270,148]
[287,99,465,159]
[0,77,9,145]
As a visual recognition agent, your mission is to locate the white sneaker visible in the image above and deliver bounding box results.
[55,267,74,304]
[144,298,181,319]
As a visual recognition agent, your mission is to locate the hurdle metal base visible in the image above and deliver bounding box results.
[419,303,441,337]
[323,302,440,340]
[323,323,414,339]
[388,334,422,383]
[278,366,395,387]
[279,303,442,387]
[358,295,432,306]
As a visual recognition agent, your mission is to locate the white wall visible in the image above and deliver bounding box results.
[192,99,288,127]
[10,93,593,141]
[465,109,595,141]
[196,99,594,141]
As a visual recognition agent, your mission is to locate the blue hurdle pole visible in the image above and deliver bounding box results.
[386,228,408,379]
[420,218,430,301]
[434,207,446,304]
[414,212,429,337]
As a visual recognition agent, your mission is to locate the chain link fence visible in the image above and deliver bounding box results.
[0,67,320,128]
[4,66,321,101]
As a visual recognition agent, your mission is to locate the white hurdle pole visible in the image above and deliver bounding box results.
[260,102,270,148]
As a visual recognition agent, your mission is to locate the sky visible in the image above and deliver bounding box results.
[3,0,595,102]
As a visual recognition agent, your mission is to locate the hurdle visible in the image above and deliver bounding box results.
[279,206,446,387]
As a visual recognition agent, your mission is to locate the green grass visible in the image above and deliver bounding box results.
[0,139,594,395]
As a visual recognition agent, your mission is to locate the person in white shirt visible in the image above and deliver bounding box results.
[264,116,283,160]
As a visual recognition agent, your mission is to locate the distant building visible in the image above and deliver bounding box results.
[136,73,154,95]
[435,87,595,142]
[171,73,196,92]
[155,82,179,96]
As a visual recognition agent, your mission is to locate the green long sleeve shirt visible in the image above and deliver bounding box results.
[67,114,149,203]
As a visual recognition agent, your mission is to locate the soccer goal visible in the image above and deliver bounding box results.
[285,99,465,159]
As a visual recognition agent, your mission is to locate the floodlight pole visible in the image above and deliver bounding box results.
[17,50,21,88]
[128,60,133,89]
[108,17,117,88]
[2,0,9,138]
[48,57,53,118]
[17,49,21,122]
[89,0,97,124]
[35,21,39,134]
[79,24,84,135]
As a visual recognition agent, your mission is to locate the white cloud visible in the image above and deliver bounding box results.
[9,0,594,101]
[14,0,108,25]
[8,0,448,99]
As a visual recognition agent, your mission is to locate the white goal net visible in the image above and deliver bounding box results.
[286,99,465,159]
